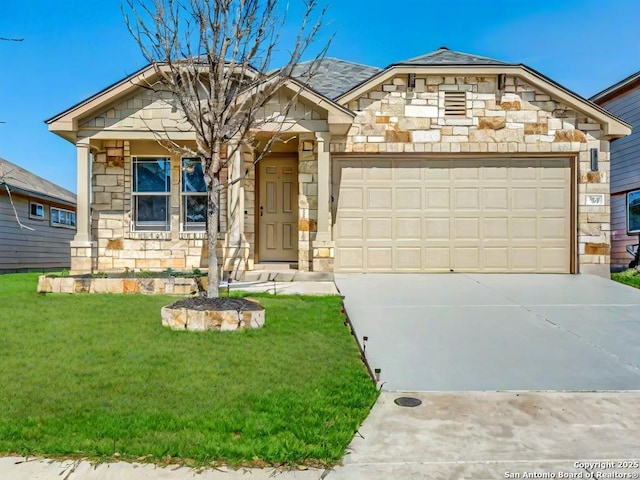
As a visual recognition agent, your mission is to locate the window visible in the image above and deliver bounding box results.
[29,202,44,220]
[51,207,76,228]
[181,158,207,231]
[132,157,171,231]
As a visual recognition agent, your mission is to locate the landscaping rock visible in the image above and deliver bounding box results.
[161,297,265,331]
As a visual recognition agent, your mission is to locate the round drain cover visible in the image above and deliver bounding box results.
[394,396,422,407]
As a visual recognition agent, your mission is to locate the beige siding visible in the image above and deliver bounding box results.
[0,193,75,271]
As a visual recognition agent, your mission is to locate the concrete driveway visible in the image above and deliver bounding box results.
[335,274,640,391]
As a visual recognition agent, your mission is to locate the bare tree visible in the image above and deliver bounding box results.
[0,161,35,233]
[122,0,328,297]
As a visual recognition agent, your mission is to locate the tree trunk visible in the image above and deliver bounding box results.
[207,172,220,298]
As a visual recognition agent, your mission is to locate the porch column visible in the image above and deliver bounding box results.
[315,131,331,242]
[227,146,244,242]
[74,140,91,243]
[223,145,249,274]
[310,131,334,272]
[69,139,94,274]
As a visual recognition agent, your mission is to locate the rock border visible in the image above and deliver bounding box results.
[161,299,265,331]
[37,275,204,295]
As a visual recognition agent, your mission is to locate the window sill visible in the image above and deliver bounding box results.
[128,231,172,240]
[179,231,207,240]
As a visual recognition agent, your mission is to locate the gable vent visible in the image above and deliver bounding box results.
[444,91,467,117]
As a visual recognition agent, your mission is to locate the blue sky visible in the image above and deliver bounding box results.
[0,0,639,193]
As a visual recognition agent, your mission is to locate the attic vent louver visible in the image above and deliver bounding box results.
[444,91,467,117]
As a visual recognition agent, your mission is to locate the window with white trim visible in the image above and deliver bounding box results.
[29,202,44,220]
[132,157,171,231]
[51,207,76,228]
[181,158,207,231]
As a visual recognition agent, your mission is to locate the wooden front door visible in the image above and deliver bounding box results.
[258,157,298,262]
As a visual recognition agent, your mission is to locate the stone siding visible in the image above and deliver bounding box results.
[84,139,235,273]
[71,73,614,276]
[38,274,203,295]
[80,85,192,133]
[74,85,329,274]
[329,74,610,275]
[297,132,318,270]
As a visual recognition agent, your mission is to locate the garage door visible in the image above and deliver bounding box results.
[333,157,572,273]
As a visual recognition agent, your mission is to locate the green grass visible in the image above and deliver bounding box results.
[612,269,640,289]
[0,274,378,467]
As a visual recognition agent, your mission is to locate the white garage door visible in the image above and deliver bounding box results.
[333,157,572,273]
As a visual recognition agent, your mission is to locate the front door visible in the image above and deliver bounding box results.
[258,157,298,262]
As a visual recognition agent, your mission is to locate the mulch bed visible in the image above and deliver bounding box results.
[167,297,263,312]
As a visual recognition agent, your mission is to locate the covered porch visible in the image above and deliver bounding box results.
[63,80,353,276]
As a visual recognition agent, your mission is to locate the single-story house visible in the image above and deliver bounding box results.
[591,71,640,270]
[0,158,77,272]
[46,47,630,278]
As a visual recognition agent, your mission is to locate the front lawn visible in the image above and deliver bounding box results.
[0,274,378,467]
[611,269,640,289]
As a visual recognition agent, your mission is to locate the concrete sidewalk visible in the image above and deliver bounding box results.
[4,392,639,479]
[0,457,324,479]
[337,391,640,479]
[225,280,338,295]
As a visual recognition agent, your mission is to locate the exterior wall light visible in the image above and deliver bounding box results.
[590,147,598,172]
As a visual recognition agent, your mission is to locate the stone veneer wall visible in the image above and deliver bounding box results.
[88,139,234,273]
[80,86,189,132]
[328,74,611,275]
[76,85,328,274]
[297,132,318,271]
[73,74,612,275]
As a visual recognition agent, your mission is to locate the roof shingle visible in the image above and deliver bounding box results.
[394,47,510,66]
[0,158,76,206]
[291,57,382,100]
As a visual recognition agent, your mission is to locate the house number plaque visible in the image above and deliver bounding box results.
[585,194,604,206]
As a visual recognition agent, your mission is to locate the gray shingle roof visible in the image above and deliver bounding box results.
[395,47,510,66]
[0,158,76,206]
[291,57,382,100]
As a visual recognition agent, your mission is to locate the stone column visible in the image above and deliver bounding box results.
[70,140,94,274]
[312,131,334,272]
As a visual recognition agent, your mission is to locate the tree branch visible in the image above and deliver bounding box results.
[122,0,331,296]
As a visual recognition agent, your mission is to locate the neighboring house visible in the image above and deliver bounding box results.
[46,47,630,278]
[0,158,77,272]
[591,72,640,270]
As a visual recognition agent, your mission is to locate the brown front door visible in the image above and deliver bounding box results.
[258,157,298,262]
